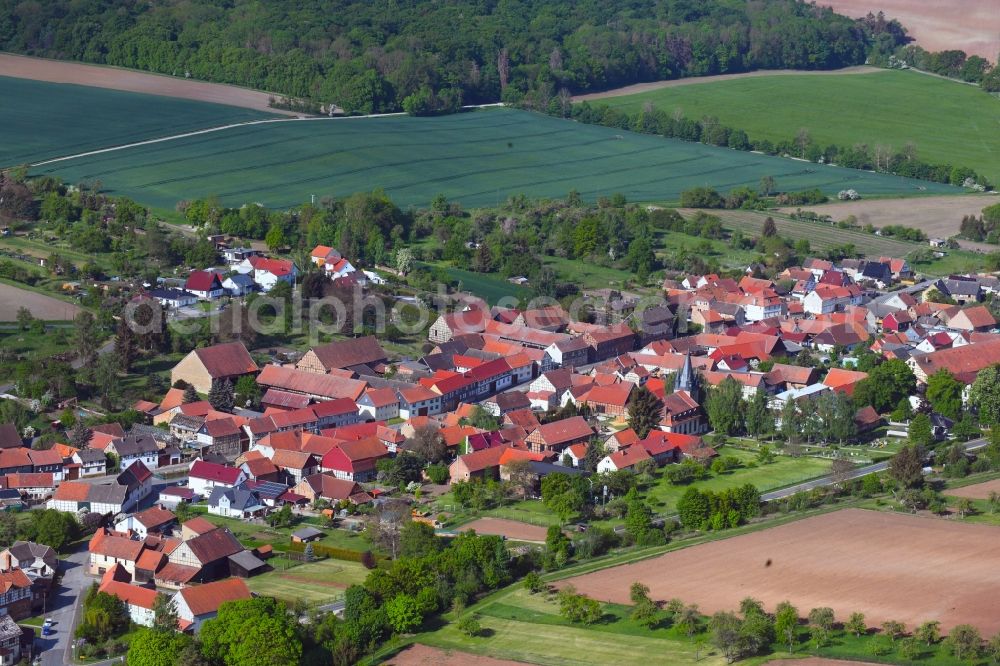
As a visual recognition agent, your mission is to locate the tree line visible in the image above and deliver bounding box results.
[563,101,993,191]
[0,0,875,113]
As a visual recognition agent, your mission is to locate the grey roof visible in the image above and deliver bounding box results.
[129,424,178,444]
[224,273,255,287]
[6,540,56,568]
[111,435,159,457]
[148,287,197,301]
[291,526,325,540]
[209,486,263,511]
[227,549,266,571]
[87,483,128,506]
[75,448,107,463]
[243,481,288,500]
[0,614,20,640]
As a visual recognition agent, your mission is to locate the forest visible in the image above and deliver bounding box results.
[0,0,875,113]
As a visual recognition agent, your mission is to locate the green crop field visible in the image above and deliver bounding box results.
[588,69,1000,184]
[28,106,956,211]
[0,76,274,167]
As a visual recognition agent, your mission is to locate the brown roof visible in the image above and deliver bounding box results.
[242,457,279,477]
[193,342,259,378]
[185,527,244,564]
[452,446,508,474]
[52,481,91,502]
[257,364,366,400]
[134,507,176,529]
[89,529,145,561]
[271,449,316,471]
[136,549,166,572]
[301,473,362,501]
[0,424,21,449]
[307,336,387,370]
[336,437,388,462]
[5,473,54,488]
[581,383,633,408]
[607,445,651,470]
[178,577,251,617]
[182,517,217,536]
[914,336,1000,377]
[534,416,593,446]
[951,305,997,330]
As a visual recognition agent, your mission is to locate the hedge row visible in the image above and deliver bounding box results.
[286,541,377,567]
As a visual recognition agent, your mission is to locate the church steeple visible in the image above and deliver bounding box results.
[675,351,696,394]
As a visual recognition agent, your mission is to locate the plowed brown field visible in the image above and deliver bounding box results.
[562,509,1000,633]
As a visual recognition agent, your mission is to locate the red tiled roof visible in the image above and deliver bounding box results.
[189,460,242,485]
[178,577,251,617]
[185,270,222,292]
[89,529,144,561]
[257,364,366,400]
[53,481,91,501]
[607,446,651,470]
[182,517,217,535]
[251,256,295,276]
[534,416,593,446]
[100,580,157,610]
[307,336,387,370]
[452,446,508,474]
[193,342,258,379]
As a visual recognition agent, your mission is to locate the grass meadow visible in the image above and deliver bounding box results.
[247,557,369,606]
[589,69,1000,185]
[0,76,273,167]
[27,105,956,210]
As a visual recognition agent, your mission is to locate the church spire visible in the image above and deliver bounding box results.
[675,351,696,394]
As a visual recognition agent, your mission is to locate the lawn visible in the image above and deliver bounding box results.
[28,107,956,211]
[443,267,530,306]
[199,512,372,552]
[0,76,275,168]
[644,447,832,515]
[589,69,1000,185]
[247,557,369,606]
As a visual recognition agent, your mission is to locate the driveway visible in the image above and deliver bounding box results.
[32,544,89,666]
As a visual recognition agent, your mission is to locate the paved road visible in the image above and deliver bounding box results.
[30,544,89,666]
[761,437,988,502]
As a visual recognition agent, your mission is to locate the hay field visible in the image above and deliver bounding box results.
[29,107,955,210]
[562,509,1000,633]
[0,76,274,167]
[586,69,1000,185]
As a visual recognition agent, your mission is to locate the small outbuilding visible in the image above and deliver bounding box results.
[290,526,325,543]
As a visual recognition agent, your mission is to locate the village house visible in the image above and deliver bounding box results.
[321,438,389,482]
[247,256,298,292]
[4,474,55,502]
[293,474,370,505]
[195,417,245,461]
[357,387,400,421]
[207,486,266,519]
[188,460,246,497]
[88,529,145,577]
[170,341,259,395]
[148,288,198,309]
[428,309,489,343]
[525,417,593,455]
[98,565,156,627]
[114,507,177,539]
[296,336,388,375]
[184,271,225,300]
[106,434,160,471]
[576,383,633,419]
[174,577,252,633]
[597,445,652,474]
[0,567,33,620]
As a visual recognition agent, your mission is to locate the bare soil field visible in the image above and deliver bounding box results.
[777,194,999,253]
[573,66,880,102]
[945,478,1000,500]
[0,53,294,115]
[459,518,549,542]
[0,283,80,321]
[561,509,1000,633]
[383,644,529,666]
[819,0,1000,59]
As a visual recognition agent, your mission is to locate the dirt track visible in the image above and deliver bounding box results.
[0,52,294,115]
[459,518,549,542]
[0,283,80,321]
[383,644,528,666]
[572,66,881,102]
[777,194,999,253]
[946,478,1000,500]
[820,0,1000,59]
[561,509,1000,634]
